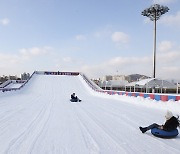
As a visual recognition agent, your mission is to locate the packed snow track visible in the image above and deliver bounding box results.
[0,74,180,154]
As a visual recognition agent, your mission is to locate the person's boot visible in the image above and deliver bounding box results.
[139,127,147,133]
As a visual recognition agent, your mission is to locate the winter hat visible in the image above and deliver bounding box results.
[165,110,173,120]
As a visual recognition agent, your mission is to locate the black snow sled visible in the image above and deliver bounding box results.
[70,99,81,102]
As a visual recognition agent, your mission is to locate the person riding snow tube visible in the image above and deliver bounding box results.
[139,110,179,138]
[70,93,81,102]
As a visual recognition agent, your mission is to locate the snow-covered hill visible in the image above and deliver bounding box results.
[0,74,180,154]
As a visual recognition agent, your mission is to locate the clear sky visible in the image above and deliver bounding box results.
[0,0,180,80]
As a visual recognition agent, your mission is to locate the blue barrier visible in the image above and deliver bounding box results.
[117,92,121,95]
[168,95,176,101]
[128,93,132,96]
[154,95,161,101]
[144,94,149,98]
[122,92,125,95]
[135,93,139,97]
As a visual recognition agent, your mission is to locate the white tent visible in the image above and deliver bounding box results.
[126,78,176,93]
[100,80,128,90]
[106,80,128,87]
[135,78,176,89]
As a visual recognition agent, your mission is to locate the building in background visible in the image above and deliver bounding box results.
[101,75,113,82]
[0,75,21,84]
[9,75,19,80]
[112,75,130,82]
[21,72,30,80]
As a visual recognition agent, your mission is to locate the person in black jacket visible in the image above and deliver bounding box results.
[139,111,179,133]
[70,93,81,102]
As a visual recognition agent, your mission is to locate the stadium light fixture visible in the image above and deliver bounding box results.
[142,4,169,79]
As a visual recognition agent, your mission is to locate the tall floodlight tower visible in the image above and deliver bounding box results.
[141,4,169,78]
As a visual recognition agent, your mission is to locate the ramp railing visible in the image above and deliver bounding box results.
[0,71,36,92]
[79,73,180,102]
[79,73,102,91]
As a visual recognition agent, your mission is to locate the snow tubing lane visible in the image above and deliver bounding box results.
[151,128,179,138]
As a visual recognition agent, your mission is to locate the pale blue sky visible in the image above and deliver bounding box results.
[0,0,180,79]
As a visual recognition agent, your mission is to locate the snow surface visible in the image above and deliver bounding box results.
[0,74,180,154]
[5,83,23,89]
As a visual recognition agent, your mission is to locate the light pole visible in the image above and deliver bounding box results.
[142,4,169,79]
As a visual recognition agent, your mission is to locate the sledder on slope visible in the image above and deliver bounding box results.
[139,110,179,138]
[70,93,81,102]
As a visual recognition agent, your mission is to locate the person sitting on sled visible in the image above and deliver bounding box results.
[71,93,81,102]
[139,110,179,133]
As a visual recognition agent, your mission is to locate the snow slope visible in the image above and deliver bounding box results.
[5,83,23,89]
[0,74,180,154]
